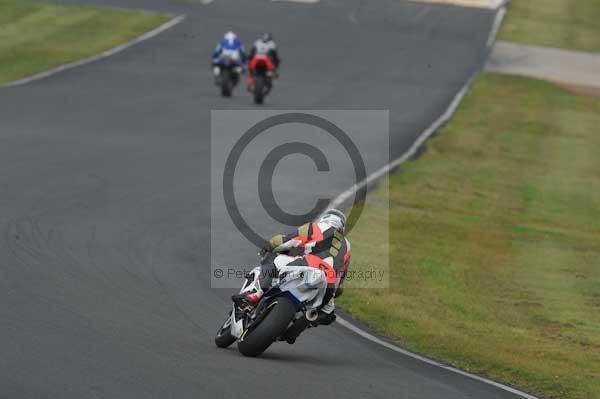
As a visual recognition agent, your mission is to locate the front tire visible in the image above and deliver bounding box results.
[237,296,296,357]
[215,316,236,348]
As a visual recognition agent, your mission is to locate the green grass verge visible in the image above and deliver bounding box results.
[0,0,169,85]
[499,0,600,53]
[340,73,600,399]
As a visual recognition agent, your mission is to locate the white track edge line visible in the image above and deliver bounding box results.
[329,4,507,211]
[331,4,540,399]
[487,5,507,48]
[328,74,471,209]
[337,318,539,399]
[0,14,186,89]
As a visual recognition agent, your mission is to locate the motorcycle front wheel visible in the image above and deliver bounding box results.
[237,296,296,357]
[214,315,236,348]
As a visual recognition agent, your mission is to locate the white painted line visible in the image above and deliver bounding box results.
[0,14,186,89]
[328,67,472,210]
[487,5,506,48]
[337,318,541,399]
[328,5,540,399]
[329,4,508,211]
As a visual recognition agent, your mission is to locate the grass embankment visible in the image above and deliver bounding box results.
[341,73,600,399]
[0,0,169,85]
[499,0,600,53]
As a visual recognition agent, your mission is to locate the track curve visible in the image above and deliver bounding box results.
[0,1,523,398]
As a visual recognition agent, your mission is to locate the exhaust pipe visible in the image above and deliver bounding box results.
[305,309,319,322]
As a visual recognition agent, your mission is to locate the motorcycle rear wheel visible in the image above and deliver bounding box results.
[221,70,233,97]
[253,76,265,104]
[237,296,296,357]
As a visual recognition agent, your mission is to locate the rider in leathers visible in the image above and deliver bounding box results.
[248,32,280,71]
[212,31,247,82]
[246,33,280,92]
[236,209,350,337]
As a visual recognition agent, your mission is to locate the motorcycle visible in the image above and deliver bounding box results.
[214,55,243,97]
[247,55,275,104]
[214,254,331,357]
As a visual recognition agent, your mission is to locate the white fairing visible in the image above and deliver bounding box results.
[277,265,327,309]
[239,266,262,295]
[222,48,240,61]
[228,263,327,339]
[230,303,245,339]
[229,266,261,339]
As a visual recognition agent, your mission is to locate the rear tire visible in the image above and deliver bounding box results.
[253,76,265,104]
[215,316,236,348]
[237,296,296,357]
[221,70,232,97]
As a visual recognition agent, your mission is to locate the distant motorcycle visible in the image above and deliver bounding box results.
[247,55,275,104]
[214,55,243,97]
[214,253,331,357]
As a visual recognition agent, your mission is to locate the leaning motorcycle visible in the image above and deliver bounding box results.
[214,55,242,97]
[214,254,332,357]
[247,55,274,105]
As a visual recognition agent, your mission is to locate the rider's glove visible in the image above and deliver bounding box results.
[259,246,270,257]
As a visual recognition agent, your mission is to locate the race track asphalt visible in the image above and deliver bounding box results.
[0,1,523,398]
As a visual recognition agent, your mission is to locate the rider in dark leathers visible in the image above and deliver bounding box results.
[248,32,280,70]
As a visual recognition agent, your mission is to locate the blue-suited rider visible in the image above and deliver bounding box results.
[212,31,247,83]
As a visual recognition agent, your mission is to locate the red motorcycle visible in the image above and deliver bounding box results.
[247,55,275,104]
